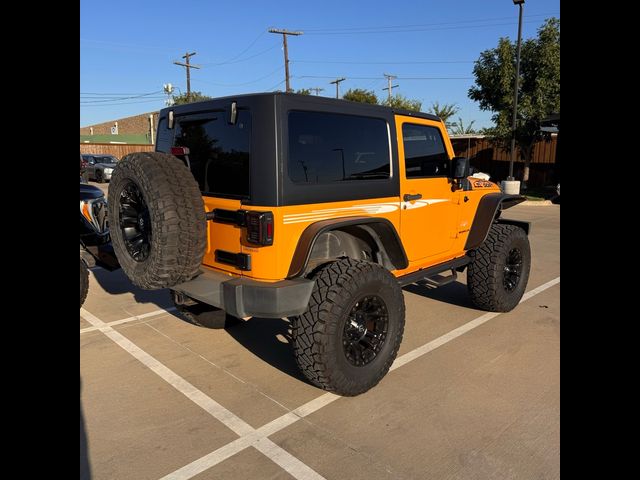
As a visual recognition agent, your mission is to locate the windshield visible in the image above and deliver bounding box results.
[96,156,117,164]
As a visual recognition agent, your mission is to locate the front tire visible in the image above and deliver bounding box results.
[291,258,405,396]
[467,224,531,312]
[95,170,104,183]
[80,259,89,308]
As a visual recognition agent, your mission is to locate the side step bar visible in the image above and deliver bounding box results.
[397,256,470,287]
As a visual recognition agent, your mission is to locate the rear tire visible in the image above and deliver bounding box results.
[96,170,104,183]
[291,258,405,396]
[467,224,531,312]
[80,259,89,308]
[108,152,206,290]
[171,290,241,329]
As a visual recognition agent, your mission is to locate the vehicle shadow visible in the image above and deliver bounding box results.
[172,311,312,385]
[227,317,310,383]
[80,378,92,480]
[403,281,476,309]
[89,268,173,310]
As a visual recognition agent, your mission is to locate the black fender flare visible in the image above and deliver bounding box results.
[287,217,408,278]
[464,193,529,251]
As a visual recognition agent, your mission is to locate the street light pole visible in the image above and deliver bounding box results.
[508,0,524,181]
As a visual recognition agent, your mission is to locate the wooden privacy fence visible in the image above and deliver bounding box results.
[80,137,559,187]
[80,143,154,158]
[450,135,559,187]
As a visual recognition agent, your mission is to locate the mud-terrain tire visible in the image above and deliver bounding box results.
[291,258,405,396]
[467,224,531,312]
[170,290,241,329]
[108,152,206,290]
[80,259,89,308]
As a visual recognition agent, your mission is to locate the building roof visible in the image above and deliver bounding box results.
[80,134,152,144]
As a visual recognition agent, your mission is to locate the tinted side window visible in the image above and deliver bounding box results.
[175,110,251,198]
[288,111,390,184]
[402,124,449,178]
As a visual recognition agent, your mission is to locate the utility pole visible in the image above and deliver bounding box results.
[268,28,303,93]
[173,52,200,102]
[310,87,324,96]
[509,0,525,181]
[329,77,346,98]
[382,73,399,101]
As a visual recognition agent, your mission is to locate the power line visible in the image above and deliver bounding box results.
[299,13,558,32]
[268,79,286,91]
[303,19,554,35]
[292,59,474,65]
[193,65,282,87]
[268,28,303,93]
[80,98,165,107]
[207,30,266,65]
[299,75,472,80]
[199,43,280,66]
[80,91,164,103]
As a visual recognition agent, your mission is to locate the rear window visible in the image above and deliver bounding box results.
[174,110,251,198]
[287,111,390,184]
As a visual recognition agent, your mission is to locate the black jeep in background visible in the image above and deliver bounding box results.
[80,182,119,307]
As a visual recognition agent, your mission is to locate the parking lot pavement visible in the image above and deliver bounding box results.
[81,204,560,480]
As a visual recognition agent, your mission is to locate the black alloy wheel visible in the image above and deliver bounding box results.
[503,248,523,292]
[343,295,389,367]
[118,181,152,262]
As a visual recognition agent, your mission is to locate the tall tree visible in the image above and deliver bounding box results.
[343,88,379,104]
[171,91,212,105]
[428,102,459,128]
[469,17,560,185]
[295,88,312,95]
[382,93,422,112]
[450,117,477,135]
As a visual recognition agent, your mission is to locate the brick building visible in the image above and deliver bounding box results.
[80,111,159,144]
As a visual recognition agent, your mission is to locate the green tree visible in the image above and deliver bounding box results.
[450,117,477,135]
[382,93,422,112]
[427,102,459,128]
[295,88,312,95]
[343,88,379,104]
[468,17,560,184]
[171,91,213,105]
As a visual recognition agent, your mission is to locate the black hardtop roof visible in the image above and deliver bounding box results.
[161,91,442,122]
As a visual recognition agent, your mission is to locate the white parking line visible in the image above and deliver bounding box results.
[80,307,177,334]
[160,276,560,479]
[80,307,327,480]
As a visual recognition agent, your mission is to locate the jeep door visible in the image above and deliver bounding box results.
[395,116,459,265]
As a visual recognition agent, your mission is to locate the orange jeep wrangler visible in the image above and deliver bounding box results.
[108,93,530,396]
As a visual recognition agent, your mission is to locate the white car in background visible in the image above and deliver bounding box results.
[81,154,119,183]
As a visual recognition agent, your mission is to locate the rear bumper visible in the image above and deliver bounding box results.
[172,270,315,319]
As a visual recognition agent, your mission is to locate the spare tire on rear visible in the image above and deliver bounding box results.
[108,152,206,290]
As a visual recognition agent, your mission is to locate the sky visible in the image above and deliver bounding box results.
[80,0,560,129]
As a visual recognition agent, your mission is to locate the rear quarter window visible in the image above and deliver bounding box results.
[287,111,390,184]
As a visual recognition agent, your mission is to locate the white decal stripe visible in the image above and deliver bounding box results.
[283,203,399,219]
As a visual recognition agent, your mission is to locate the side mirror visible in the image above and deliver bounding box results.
[451,156,470,179]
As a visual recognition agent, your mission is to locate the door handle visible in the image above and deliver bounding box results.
[403,193,422,202]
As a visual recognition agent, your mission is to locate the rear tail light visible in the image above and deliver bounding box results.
[170,146,190,156]
[245,211,274,246]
